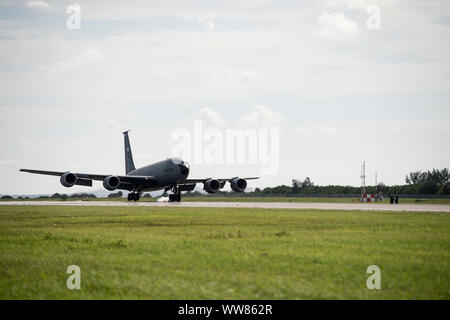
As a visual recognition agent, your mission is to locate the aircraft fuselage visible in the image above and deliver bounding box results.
[129,158,190,192]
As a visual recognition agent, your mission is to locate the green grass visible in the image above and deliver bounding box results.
[0,205,449,299]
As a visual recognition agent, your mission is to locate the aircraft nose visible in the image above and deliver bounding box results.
[179,163,189,175]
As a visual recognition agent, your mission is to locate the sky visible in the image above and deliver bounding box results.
[0,0,449,195]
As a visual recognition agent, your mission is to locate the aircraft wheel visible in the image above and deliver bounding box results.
[169,194,176,202]
[127,193,133,201]
[176,194,181,202]
[134,193,140,201]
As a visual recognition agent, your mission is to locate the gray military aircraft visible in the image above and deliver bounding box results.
[20,131,258,202]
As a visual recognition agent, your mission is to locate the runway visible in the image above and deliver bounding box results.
[0,201,449,212]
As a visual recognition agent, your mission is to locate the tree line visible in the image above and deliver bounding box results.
[253,168,450,196]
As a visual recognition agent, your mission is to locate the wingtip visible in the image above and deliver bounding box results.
[122,130,131,135]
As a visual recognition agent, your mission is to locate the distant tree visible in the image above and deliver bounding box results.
[438,183,450,195]
[262,185,292,194]
[376,182,387,193]
[51,193,61,199]
[290,177,314,193]
[302,177,314,188]
[291,179,301,193]
[1,195,13,199]
[70,193,97,199]
[108,191,123,198]
[418,183,440,195]
[406,168,449,185]
[406,171,427,185]
[438,168,450,184]
[429,168,450,184]
[243,169,450,196]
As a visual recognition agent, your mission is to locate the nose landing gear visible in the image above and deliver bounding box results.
[168,186,181,202]
[127,192,140,201]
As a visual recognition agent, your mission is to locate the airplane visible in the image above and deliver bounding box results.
[20,131,259,202]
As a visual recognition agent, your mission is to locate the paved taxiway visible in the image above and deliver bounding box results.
[0,201,449,212]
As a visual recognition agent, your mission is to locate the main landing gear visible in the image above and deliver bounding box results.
[168,186,181,202]
[127,192,140,201]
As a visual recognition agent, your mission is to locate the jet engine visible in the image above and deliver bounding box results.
[203,179,220,194]
[60,172,77,187]
[230,178,247,193]
[103,176,121,191]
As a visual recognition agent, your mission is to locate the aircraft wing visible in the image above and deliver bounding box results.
[19,169,156,191]
[20,169,108,180]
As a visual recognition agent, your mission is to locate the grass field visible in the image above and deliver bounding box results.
[0,205,449,299]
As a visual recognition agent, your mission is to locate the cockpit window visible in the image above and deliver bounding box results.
[170,157,183,165]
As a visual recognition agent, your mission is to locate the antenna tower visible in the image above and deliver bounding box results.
[360,161,366,194]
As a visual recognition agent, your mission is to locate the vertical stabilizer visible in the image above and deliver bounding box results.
[123,130,136,174]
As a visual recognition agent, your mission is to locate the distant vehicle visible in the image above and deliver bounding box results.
[20,131,258,202]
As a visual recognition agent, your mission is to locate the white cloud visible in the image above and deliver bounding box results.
[315,11,359,40]
[78,48,103,63]
[95,120,121,136]
[41,48,103,73]
[296,124,338,136]
[324,0,395,10]
[197,107,228,128]
[240,105,284,128]
[221,67,262,87]
[27,1,51,10]
[197,15,216,31]
[183,14,216,31]
[324,0,369,9]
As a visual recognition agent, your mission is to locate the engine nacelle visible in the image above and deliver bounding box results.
[60,172,77,188]
[230,178,247,193]
[203,179,220,194]
[103,176,121,191]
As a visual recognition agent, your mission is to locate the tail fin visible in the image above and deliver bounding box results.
[123,130,136,174]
